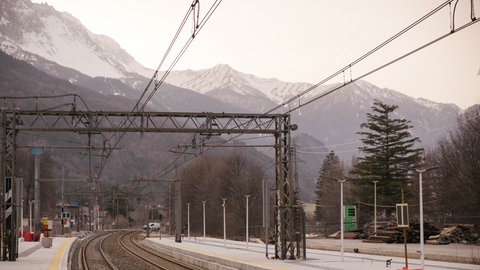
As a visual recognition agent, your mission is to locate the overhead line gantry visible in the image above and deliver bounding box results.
[1,108,299,261]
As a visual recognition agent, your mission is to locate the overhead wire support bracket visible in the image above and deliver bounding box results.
[191,0,200,37]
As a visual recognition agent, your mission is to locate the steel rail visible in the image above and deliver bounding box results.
[119,231,202,270]
[80,232,116,270]
[99,234,120,270]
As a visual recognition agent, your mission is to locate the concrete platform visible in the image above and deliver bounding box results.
[0,237,74,270]
[308,238,480,265]
[2,233,479,270]
[144,236,480,270]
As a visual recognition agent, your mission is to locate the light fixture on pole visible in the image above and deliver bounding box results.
[372,180,379,236]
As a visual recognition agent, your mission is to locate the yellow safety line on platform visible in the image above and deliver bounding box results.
[157,240,289,270]
[48,238,75,270]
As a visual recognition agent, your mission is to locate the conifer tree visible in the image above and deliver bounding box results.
[315,151,343,225]
[351,99,422,216]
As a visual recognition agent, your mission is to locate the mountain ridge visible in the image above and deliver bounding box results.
[166,64,319,105]
[1,0,470,201]
[0,0,152,78]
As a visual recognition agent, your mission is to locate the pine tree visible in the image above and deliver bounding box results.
[315,151,343,226]
[351,99,422,216]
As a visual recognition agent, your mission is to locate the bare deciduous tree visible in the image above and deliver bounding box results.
[425,105,480,225]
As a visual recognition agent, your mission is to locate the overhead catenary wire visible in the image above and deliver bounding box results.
[139,0,223,112]
[134,2,196,113]
[284,16,479,115]
[264,0,458,115]
[149,0,479,178]
[104,1,197,149]
[178,0,468,146]
[1,93,91,112]
[94,0,223,176]
[107,0,223,142]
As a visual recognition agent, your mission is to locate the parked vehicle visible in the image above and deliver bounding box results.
[143,222,161,231]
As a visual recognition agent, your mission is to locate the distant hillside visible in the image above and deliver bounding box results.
[0,50,286,199]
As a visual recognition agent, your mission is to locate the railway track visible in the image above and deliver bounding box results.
[71,231,114,270]
[118,231,203,270]
[71,230,202,270]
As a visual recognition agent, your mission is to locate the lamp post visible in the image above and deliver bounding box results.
[202,200,206,240]
[29,200,35,232]
[222,198,227,247]
[372,181,379,236]
[416,169,426,269]
[325,176,348,262]
[339,179,345,262]
[187,203,190,240]
[415,166,438,270]
[245,195,251,249]
[262,179,269,258]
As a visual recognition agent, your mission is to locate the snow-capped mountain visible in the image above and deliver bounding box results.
[167,64,461,151]
[0,0,152,79]
[166,64,313,104]
[166,64,458,115]
[0,0,463,150]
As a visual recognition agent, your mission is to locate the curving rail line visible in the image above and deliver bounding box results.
[77,230,202,270]
[118,230,203,270]
[99,235,120,270]
[81,231,117,270]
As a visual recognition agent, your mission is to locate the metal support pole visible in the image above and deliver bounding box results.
[401,188,408,269]
[115,193,119,229]
[0,110,4,261]
[222,198,226,247]
[274,115,296,260]
[34,153,40,241]
[302,209,306,260]
[372,181,378,236]
[262,179,269,258]
[61,166,65,235]
[202,200,206,239]
[417,169,426,270]
[187,203,190,240]
[175,179,181,243]
[340,179,345,262]
[245,195,250,249]
[286,124,295,259]
[29,200,33,232]
[16,178,23,244]
[146,204,150,238]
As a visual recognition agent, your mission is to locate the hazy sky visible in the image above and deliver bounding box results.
[32,0,479,109]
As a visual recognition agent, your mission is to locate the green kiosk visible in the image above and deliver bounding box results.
[344,205,357,232]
